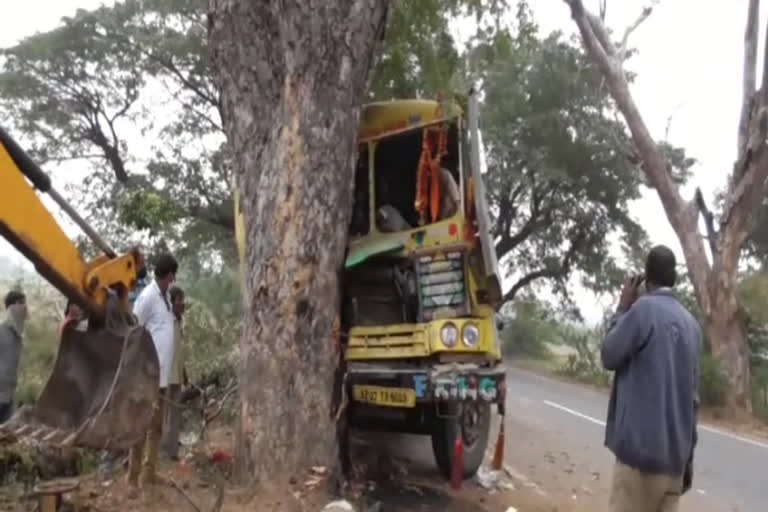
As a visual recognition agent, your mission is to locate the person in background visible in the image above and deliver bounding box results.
[59,300,87,335]
[601,245,701,512]
[0,291,27,424]
[438,167,460,220]
[128,254,178,486]
[129,266,149,306]
[162,285,187,460]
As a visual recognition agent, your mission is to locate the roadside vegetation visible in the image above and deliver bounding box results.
[501,273,768,423]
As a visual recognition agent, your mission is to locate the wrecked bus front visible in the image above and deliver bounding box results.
[343,91,505,480]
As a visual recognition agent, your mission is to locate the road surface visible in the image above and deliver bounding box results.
[501,366,767,512]
[359,366,767,511]
[368,366,767,511]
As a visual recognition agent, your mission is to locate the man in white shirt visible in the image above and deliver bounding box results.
[128,253,178,486]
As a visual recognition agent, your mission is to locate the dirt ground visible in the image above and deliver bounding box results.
[0,423,552,512]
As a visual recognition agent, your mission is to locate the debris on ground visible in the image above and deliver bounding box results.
[475,466,516,493]
[322,499,355,511]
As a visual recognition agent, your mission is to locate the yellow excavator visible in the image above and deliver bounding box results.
[0,126,159,451]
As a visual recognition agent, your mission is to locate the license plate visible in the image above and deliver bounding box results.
[352,385,416,408]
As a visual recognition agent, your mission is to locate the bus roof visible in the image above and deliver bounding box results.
[358,98,463,142]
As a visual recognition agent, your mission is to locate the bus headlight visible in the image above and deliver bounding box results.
[441,323,458,347]
[462,323,480,347]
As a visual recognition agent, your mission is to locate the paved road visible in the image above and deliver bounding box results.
[504,366,768,512]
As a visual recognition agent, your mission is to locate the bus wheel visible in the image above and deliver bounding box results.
[430,401,491,480]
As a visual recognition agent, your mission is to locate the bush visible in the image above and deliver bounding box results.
[500,300,558,359]
[698,353,727,407]
[555,326,611,388]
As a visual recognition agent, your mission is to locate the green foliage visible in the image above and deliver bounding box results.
[751,361,768,422]
[1,264,241,410]
[499,299,558,358]
[369,0,509,100]
[0,0,231,267]
[470,8,671,305]
[179,267,242,381]
[737,271,768,359]
[0,0,669,310]
[698,353,727,407]
[556,324,611,388]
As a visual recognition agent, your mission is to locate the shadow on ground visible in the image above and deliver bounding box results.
[363,481,487,512]
[351,429,501,512]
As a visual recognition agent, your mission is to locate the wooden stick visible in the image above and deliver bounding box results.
[168,477,203,512]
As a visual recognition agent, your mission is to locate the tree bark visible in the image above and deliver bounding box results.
[563,0,768,412]
[207,0,390,483]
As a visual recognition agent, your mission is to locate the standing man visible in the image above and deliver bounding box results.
[0,291,27,423]
[162,285,187,460]
[601,245,701,512]
[129,254,178,486]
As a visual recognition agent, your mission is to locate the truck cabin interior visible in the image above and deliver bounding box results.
[348,121,461,238]
[344,120,467,328]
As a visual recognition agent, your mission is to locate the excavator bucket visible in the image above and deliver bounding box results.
[0,322,159,451]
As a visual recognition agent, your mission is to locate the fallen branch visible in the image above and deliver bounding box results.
[210,468,226,512]
[197,382,238,443]
[168,477,203,512]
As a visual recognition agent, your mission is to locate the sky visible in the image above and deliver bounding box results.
[0,0,764,324]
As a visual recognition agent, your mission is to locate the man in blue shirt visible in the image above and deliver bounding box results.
[129,266,148,306]
[601,245,701,512]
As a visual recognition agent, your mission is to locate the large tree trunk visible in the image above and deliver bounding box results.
[707,240,753,410]
[706,303,751,408]
[563,0,768,412]
[208,0,390,483]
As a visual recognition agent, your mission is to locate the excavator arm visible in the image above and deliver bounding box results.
[0,126,159,451]
[0,126,142,320]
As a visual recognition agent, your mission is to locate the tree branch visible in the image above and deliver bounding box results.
[491,168,525,239]
[503,268,556,303]
[495,181,557,259]
[737,0,760,161]
[187,204,235,232]
[563,0,689,233]
[495,215,544,260]
[92,29,220,111]
[694,187,718,258]
[618,3,657,63]
[502,229,586,304]
[720,7,768,273]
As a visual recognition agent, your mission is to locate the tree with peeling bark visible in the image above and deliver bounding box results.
[207,0,391,483]
[467,5,693,310]
[563,0,768,412]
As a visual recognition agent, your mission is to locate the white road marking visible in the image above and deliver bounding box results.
[542,399,768,450]
[542,400,606,427]
[697,424,768,449]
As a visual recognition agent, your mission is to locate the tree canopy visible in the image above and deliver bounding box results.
[0,0,677,312]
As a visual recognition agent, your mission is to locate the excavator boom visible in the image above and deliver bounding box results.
[0,125,159,451]
[0,127,140,320]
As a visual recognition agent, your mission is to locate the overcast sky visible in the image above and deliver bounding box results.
[0,1,763,323]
